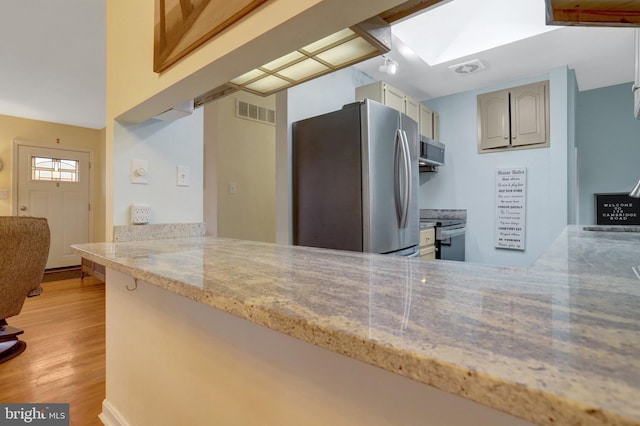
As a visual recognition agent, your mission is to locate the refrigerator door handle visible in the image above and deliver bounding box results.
[394,129,404,227]
[399,130,411,228]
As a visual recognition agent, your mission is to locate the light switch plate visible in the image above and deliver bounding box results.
[177,165,190,186]
[131,159,148,184]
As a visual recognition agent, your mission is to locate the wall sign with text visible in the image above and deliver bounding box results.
[595,193,640,225]
[495,167,527,250]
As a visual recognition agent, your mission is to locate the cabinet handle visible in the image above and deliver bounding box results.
[504,135,508,139]
[512,135,517,139]
[633,84,640,93]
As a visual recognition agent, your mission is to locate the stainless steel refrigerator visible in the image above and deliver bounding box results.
[292,99,419,257]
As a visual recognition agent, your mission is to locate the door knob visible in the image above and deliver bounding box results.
[20,206,27,211]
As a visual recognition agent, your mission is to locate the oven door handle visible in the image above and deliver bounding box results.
[439,227,466,239]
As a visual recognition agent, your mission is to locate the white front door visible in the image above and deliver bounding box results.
[17,145,91,269]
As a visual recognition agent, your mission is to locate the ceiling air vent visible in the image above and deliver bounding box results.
[236,99,276,125]
[449,59,485,75]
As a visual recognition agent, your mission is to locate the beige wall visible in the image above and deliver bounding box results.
[0,114,105,241]
[95,127,106,241]
[105,0,404,238]
[206,92,276,243]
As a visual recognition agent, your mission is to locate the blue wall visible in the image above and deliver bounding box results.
[576,82,640,224]
[287,67,374,123]
[421,67,571,267]
[567,69,578,224]
[113,110,204,226]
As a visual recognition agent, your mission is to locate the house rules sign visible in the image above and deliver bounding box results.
[495,167,527,250]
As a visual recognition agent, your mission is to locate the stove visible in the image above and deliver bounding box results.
[425,218,465,227]
[420,217,466,261]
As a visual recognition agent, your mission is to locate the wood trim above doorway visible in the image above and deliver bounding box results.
[545,0,640,26]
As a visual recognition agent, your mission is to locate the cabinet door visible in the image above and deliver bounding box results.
[420,245,436,259]
[420,104,434,138]
[355,81,384,104]
[478,89,510,150]
[405,96,420,125]
[433,111,440,141]
[419,228,435,248]
[384,84,406,113]
[510,82,547,147]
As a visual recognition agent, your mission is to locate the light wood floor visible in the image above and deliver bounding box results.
[0,277,105,426]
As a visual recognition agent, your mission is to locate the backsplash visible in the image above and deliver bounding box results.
[420,209,467,221]
[113,223,206,242]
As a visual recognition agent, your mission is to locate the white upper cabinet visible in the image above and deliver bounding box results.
[433,111,440,141]
[405,96,420,126]
[356,81,418,123]
[420,104,434,140]
[383,84,406,113]
[356,81,440,140]
[419,105,440,141]
[477,81,549,153]
[356,81,404,113]
[510,82,548,147]
[478,89,510,149]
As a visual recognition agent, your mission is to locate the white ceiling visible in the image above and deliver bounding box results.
[0,1,635,129]
[355,2,637,101]
[0,1,105,129]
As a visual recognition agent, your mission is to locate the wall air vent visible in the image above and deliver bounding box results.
[236,99,276,125]
[449,59,485,75]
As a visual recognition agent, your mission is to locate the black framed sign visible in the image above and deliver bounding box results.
[594,193,640,225]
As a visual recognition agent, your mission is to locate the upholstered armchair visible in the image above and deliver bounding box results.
[0,217,50,363]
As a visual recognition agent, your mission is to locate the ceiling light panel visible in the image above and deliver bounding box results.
[276,58,329,80]
[231,69,266,85]
[244,75,290,94]
[212,18,390,100]
[302,28,356,54]
[261,51,306,71]
[315,37,379,67]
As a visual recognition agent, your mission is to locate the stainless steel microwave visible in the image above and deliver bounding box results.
[419,137,445,166]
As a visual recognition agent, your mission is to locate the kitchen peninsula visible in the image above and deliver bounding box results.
[72,226,640,426]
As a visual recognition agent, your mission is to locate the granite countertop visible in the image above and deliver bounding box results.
[581,225,640,232]
[72,225,640,425]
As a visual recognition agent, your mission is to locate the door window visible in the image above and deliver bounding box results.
[31,156,79,182]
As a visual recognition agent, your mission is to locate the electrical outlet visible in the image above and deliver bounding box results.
[131,203,151,225]
[0,189,8,199]
[229,181,238,194]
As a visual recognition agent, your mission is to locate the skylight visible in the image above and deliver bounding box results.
[392,0,560,66]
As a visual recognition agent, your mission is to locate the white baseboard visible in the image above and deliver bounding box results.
[98,400,129,426]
